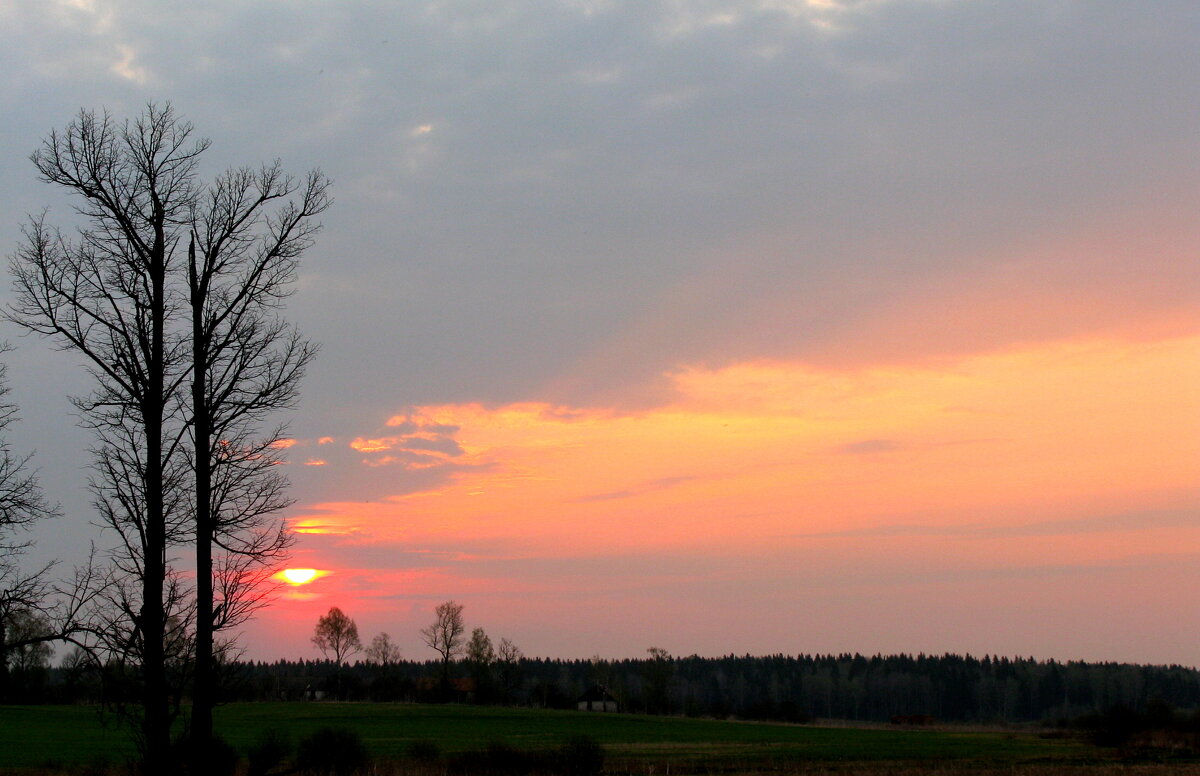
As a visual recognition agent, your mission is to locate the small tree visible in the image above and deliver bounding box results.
[312,607,361,667]
[496,638,523,704]
[644,647,673,714]
[465,627,495,702]
[420,600,464,689]
[365,632,401,665]
[466,627,494,665]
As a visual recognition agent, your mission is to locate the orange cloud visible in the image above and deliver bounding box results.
[348,415,467,468]
[290,517,360,536]
[350,437,394,453]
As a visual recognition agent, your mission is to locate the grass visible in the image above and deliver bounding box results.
[0,702,1143,774]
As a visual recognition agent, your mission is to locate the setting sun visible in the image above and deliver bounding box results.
[279,568,322,585]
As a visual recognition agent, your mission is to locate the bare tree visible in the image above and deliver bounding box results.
[0,351,57,699]
[420,600,465,688]
[185,146,327,756]
[365,632,401,666]
[312,606,362,667]
[8,104,204,771]
[0,344,108,703]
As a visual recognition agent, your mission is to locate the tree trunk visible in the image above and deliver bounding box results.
[190,237,215,768]
[141,220,170,775]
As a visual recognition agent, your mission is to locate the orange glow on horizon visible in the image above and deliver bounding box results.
[256,331,1200,664]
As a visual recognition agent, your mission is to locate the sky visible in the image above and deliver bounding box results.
[0,0,1198,665]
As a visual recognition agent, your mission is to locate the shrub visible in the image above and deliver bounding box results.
[247,728,292,776]
[295,727,370,776]
[172,733,239,776]
[407,738,442,761]
[451,740,535,775]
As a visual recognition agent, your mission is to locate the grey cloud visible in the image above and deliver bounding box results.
[8,0,1198,414]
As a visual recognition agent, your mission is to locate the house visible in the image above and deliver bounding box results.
[890,714,936,726]
[416,676,476,703]
[577,684,619,712]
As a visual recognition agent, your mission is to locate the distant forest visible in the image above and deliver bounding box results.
[15,652,1200,724]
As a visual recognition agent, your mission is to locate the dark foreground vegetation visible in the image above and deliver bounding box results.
[0,701,1151,775]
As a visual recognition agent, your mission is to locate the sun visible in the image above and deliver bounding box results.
[279,568,321,585]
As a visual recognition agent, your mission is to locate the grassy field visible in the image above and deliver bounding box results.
[0,702,1162,774]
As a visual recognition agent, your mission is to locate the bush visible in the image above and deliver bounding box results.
[172,733,239,776]
[556,735,605,776]
[247,728,292,776]
[295,727,370,776]
[452,740,535,775]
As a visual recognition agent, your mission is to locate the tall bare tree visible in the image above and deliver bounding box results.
[186,152,327,756]
[7,104,325,771]
[8,105,201,771]
[421,600,465,689]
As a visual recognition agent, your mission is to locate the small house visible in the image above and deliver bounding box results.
[577,684,619,712]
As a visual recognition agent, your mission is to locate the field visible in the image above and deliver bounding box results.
[0,702,1191,775]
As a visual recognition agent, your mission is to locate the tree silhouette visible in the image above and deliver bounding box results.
[312,606,362,667]
[8,106,201,770]
[421,600,465,690]
[365,632,401,665]
[185,140,327,759]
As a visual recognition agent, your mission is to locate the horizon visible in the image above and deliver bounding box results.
[2,0,1198,667]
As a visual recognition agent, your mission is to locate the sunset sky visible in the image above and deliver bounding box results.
[1,0,1198,665]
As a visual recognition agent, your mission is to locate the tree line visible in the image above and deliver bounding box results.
[13,646,1200,725]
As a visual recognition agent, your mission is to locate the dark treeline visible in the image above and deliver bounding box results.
[19,652,1200,724]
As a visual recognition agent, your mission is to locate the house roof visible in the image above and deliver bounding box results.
[577,684,618,703]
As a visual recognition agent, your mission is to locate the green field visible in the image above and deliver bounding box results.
[0,702,1105,773]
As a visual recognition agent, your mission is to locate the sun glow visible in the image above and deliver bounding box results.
[278,568,322,585]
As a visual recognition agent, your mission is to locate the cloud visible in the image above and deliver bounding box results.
[109,42,149,84]
[574,475,701,503]
[836,438,901,455]
[348,412,466,467]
